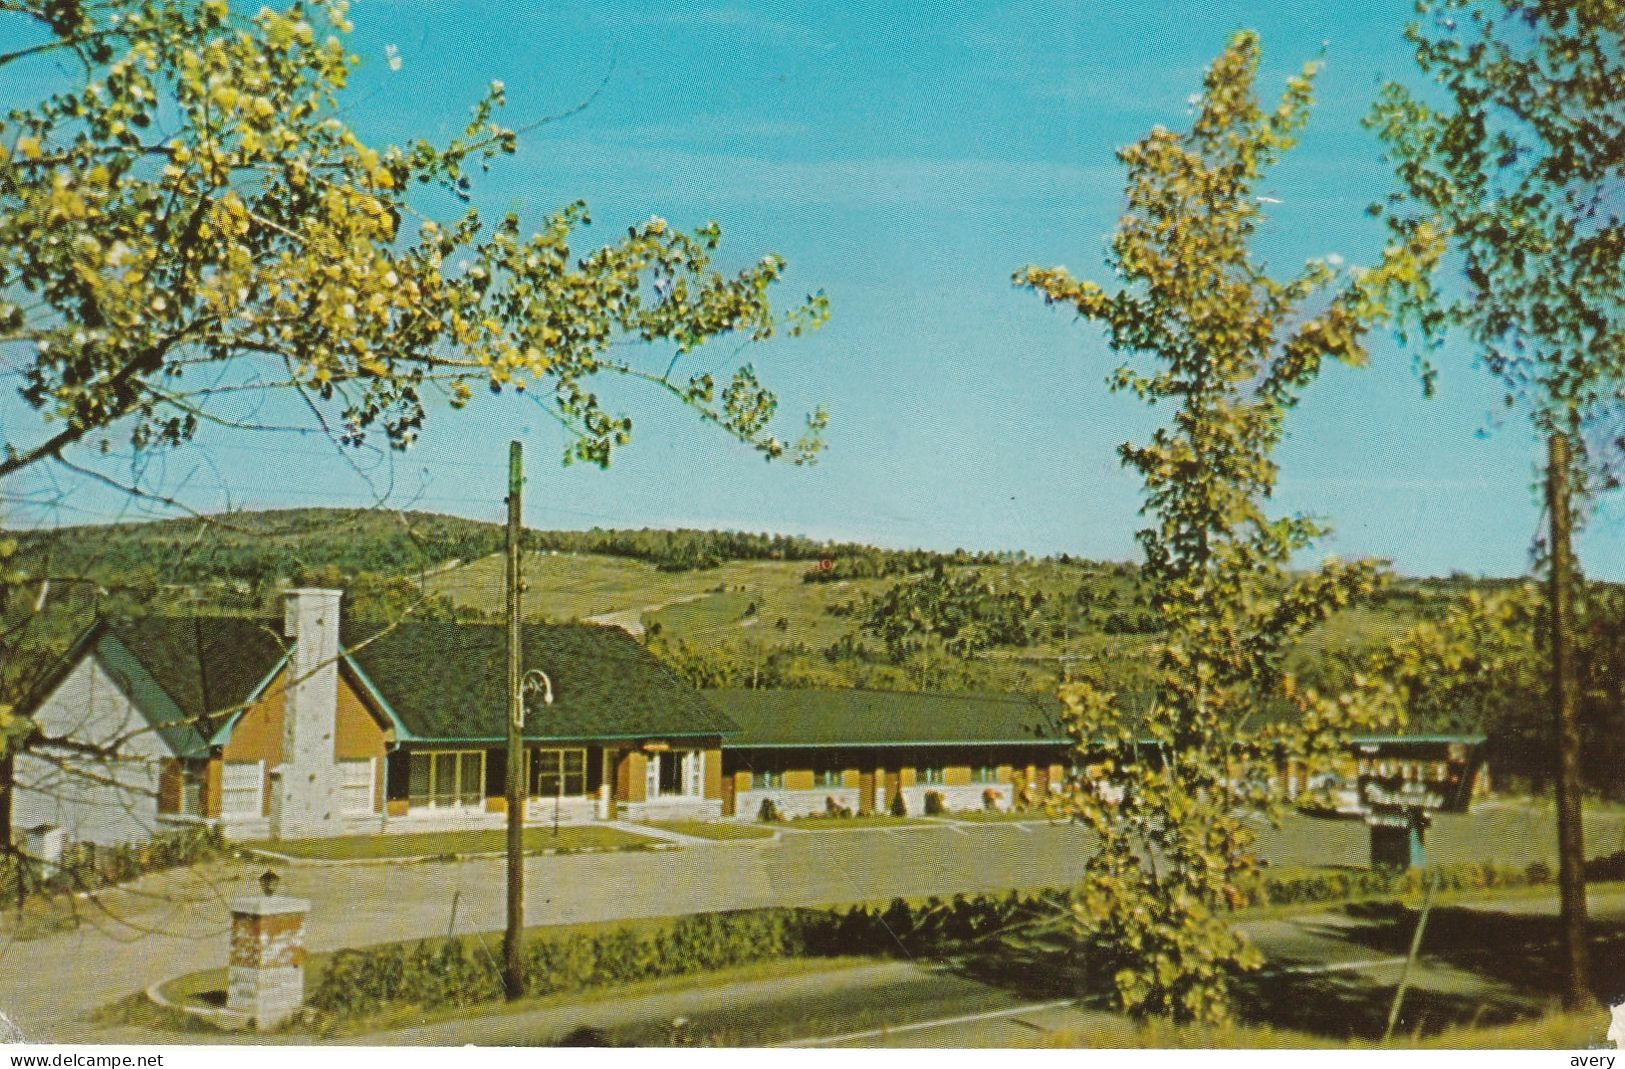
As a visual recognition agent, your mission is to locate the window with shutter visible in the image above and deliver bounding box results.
[221,761,263,818]
[339,759,375,814]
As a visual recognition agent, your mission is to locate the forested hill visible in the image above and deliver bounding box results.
[8,507,1015,586]
[11,508,1608,790]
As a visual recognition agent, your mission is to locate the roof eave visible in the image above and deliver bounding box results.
[397,728,733,746]
[730,737,1071,749]
[13,618,107,718]
[342,655,416,743]
[1350,733,1489,746]
[92,630,208,758]
[208,649,293,749]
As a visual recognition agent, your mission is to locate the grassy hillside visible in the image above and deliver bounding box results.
[427,545,1435,699]
[9,506,1493,698]
[428,550,897,645]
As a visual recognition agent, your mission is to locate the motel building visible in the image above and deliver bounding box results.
[11,590,733,845]
[708,688,1068,819]
[9,588,1489,846]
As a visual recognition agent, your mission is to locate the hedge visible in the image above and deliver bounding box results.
[310,909,811,1019]
[4,824,224,904]
[1242,860,1542,907]
[306,859,1582,1023]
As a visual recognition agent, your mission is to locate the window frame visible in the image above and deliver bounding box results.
[680,750,704,797]
[180,763,206,816]
[220,760,264,819]
[339,757,376,815]
[530,747,588,799]
[408,749,486,810]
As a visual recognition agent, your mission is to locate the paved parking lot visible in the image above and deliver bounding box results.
[3,805,1622,1042]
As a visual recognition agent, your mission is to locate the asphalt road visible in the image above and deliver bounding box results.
[2,805,1622,1044]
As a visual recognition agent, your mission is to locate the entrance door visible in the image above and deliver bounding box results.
[645,753,661,800]
[679,751,704,797]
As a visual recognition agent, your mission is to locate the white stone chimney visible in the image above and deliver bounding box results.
[273,588,344,840]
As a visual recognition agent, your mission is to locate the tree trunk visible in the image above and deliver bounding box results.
[0,751,13,851]
[1547,430,1592,1009]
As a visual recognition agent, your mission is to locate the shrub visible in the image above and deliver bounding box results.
[757,797,779,822]
[983,788,1001,811]
[890,792,908,817]
[1585,851,1625,882]
[924,791,946,816]
[312,910,811,1021]
[1242,861,1533,910]
[23,825,224,903]
[308,859,1559,1023]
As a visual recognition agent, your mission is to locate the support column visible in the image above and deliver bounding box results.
[227,892,309,1030]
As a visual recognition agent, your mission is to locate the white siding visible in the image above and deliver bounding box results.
[12,656,172,846]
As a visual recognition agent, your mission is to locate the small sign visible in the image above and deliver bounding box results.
[1363,782,1445,811]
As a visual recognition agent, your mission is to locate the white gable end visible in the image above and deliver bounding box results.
[13,654,172,847]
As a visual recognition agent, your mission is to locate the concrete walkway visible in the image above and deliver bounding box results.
[601,821,716,847]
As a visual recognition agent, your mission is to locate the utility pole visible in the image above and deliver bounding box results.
[503,440,525,1000]
[1547,428,1591,1009]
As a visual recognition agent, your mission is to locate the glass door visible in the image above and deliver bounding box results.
[680,751,704,797]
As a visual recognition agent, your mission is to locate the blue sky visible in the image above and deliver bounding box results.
[8,1,1623,579]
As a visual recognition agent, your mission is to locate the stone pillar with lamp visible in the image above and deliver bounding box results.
[226,869,310,1031]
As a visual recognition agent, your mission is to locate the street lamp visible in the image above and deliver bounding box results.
[521,669,559,835]
[518,669,554,728]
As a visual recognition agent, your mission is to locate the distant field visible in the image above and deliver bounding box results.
[427,550,1422,678]
[428,551,895,647]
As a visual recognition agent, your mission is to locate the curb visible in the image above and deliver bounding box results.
[145,976,248,1032]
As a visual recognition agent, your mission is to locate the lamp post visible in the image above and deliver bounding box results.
[522,671,557,834]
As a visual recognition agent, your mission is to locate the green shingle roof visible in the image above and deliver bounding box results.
[342,620,735,743]
[708,688,1069,749]
[106,616,286,728]
[28,617,289,758]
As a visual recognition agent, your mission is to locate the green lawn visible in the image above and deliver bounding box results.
[646,820,776,841]
[242,825,655,860]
